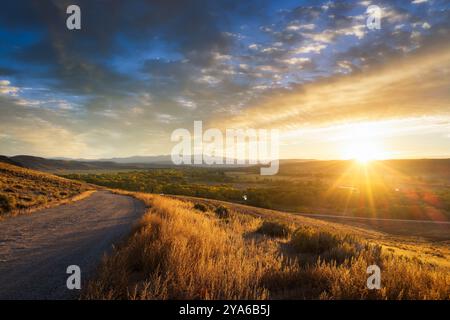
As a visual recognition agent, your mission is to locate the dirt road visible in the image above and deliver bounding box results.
[0,191,145,300]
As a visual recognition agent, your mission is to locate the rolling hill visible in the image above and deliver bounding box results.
[1,155,141,172]
[0,162,93,216]
[83,190,450,300]
[0,156,23,167]
[0,155,181,172]
[0,155,249,172]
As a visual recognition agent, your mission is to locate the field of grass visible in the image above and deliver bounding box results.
[0,162,93,217]
[83,191,450,300]
[62,161,450,222]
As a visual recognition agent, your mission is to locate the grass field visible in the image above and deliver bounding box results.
[83,191,450,300]
[0,163,93,217]
[62,160,450,222]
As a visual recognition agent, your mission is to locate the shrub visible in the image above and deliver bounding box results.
[0,193,16,214]
[193,203,208,212]
[214,205,230,218]
[256,220,292,238]
[290,227,340,254]
[35,195,47,205]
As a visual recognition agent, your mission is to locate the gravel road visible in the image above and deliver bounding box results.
[0,191,145,300]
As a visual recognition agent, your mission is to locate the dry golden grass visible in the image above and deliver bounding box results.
[0,162,94,218]
[83,192,450,300]
[256,220,293,238]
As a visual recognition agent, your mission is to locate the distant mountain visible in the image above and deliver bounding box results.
[5,155,129,172]
[0,155,252,172]
[51,155,173,164]
[97,155,173,164]
[0,155,23,167]
[0,155,165,172]
[52,155,252,167]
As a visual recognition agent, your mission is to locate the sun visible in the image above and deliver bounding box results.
[354,152,372,164]
[337,122,390,164]
[342,142,385,165]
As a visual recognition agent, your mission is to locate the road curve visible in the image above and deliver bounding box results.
[0,191,145,300]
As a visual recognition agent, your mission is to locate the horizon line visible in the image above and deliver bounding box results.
[2,154,450,162]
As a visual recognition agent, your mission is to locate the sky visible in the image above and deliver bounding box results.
[0,0,449,160]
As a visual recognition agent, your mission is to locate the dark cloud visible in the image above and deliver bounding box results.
[0,0,264,96]
[288,6,323,22]
[0,67,17,76]
[334,5,450,71]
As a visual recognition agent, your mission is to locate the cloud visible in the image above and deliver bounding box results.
[286,23,315,31]
[0,67,16,76]
[281,57,311,65]
[209,42,450,131]
[0,80,19,96]
[0,0,449,158]
[0,116,89,157]
[302,24,366,43]
[0,0,260,97]
[175,97,198,110]
[156,113,178,124]
[294,43,327,54]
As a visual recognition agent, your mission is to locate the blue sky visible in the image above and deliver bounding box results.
[0,0,449,159]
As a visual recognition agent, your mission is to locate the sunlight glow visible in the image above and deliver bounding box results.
[343,142,383,164]
[339,123,389,164]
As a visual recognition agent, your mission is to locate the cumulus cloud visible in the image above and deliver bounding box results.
[294,43,327,54]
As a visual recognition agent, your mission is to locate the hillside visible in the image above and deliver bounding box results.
[84,191,450,300]
[0,156,23,167]
[0,155,179,173]
[0,155,248,172]
[0,162,93,216]
[1,155,135,172]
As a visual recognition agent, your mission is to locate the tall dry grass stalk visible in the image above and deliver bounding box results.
[83,192,450,300]
[84,194,277,299]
